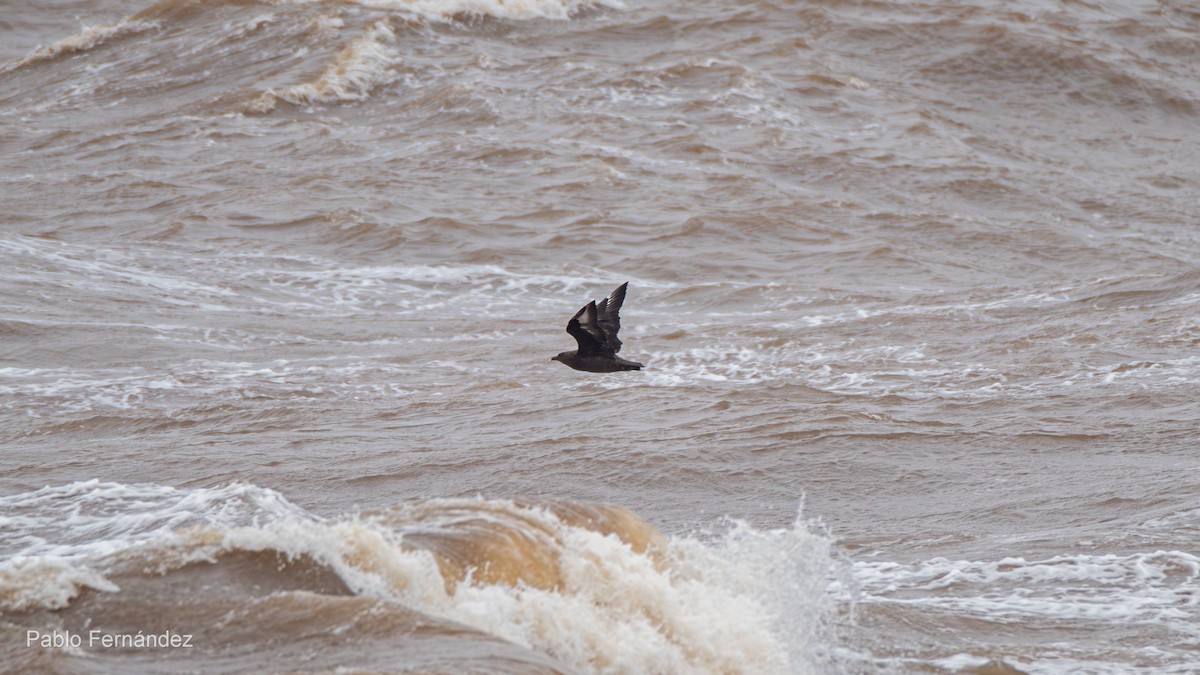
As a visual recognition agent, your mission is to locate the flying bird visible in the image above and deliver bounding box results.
[551,282,644,372]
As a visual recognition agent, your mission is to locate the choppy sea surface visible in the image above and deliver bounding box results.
[2,0,1200,672]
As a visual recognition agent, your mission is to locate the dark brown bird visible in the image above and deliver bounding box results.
[551,282,644,373]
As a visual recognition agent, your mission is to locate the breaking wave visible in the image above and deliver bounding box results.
[2,19,159,74]
[0,481,836,673]
[245,19,402,112]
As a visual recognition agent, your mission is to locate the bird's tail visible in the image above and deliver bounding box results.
[617,358,644,371]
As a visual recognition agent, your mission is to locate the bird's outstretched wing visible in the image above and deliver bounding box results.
[566,300,612,357]
[564,283,630,357]
[595,282,628,354]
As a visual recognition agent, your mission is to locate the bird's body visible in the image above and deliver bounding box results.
[553,352,645,373]
[551,282,644,372]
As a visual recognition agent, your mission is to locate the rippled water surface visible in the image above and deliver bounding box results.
[2,0,1200,672]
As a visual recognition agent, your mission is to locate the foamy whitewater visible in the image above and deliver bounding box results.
[2,482,833,673]
[3,0,1200,672]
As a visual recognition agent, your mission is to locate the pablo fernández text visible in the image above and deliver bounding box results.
[27,629,194,650]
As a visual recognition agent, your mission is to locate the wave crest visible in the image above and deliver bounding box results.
[2,19,159,75]
[1,482,834,673]
[246,19,401,112]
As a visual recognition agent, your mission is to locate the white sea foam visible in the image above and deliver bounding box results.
[254,263,633,294]
[0,482,835,674]
[0,237,236,312]
[830,550,1200,673]
[626,340,1007,399]
[2,19,159,74]
[246,263,662,316]
[876,651,1195,675]
[785,290,1072,330]
[192,501,833,673]
[0,235,656,319]
[1142,506,1200,535]
[0,481,311,562]
[844,551,1200,632]
[349,0,625,22]
[1059,356,1200,388]
[0,556,121,612]
[0,482,307,611]
[0,358,421,414]
[247,19,401,112]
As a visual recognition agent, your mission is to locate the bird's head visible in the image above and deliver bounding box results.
[551,352,570,363]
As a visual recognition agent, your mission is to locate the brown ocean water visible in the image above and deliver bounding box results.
[2,0,1200,672]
